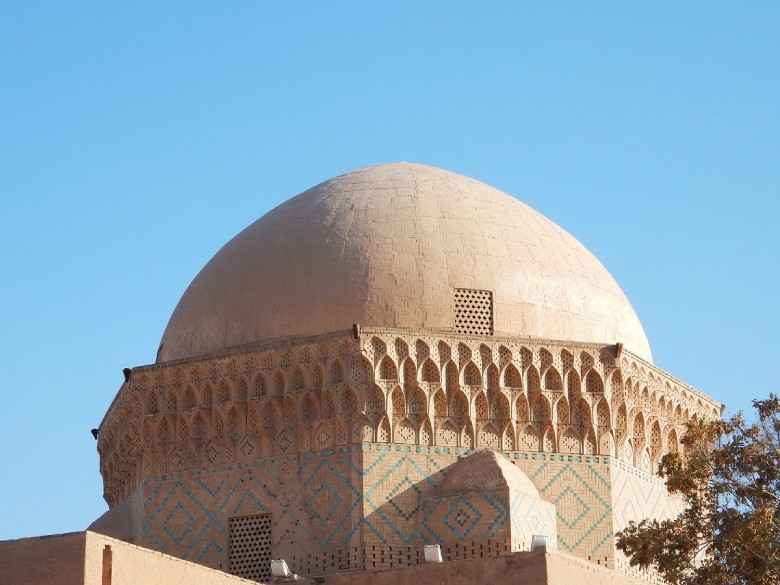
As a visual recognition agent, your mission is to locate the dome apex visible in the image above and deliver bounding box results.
[158,163,651,362]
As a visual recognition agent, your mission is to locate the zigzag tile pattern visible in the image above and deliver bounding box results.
[611,460,682,529]
[139,446,650,576]
[516,455,613,562]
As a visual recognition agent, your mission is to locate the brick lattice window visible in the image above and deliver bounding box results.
[454,289,493,335]
[229,514,272,582]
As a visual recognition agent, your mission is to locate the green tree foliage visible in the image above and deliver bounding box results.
[616,396,780,584]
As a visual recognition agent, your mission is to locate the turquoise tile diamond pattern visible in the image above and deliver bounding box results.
[361,453,439,545]
[442,495,483,539]
[139,446,632,573]
[611,462,682,531]
[387,477,423,521]
[524,458,613,558]
[360,451,517,546]
[162,502,196,544]
[305,482,344,523]
[197,539,225,563]
[479,491,509,538]
[142,456,325,563]
[143,477,241,563]
[509,492,557,546]
[298,456,365,549]
[231,487,267,516]
[553,486,589,529]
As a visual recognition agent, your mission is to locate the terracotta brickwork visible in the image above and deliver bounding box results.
[610,461,683,583]
[1,165,721,585]
[0,531,651,585]
[137,446,366,575]
[158,164,653,364]
[97,329,721,579]
[325,547,652,585]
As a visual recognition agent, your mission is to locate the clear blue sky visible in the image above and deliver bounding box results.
[1,3,777,540]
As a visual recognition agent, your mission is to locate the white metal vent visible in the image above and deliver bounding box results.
[454,289,493,335]
[229,514,272,582]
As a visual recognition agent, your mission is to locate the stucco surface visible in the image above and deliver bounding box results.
[88,498,135,542]
[98,329,720,577]
[0,532,649,585]
[433,449,541,498]
[158,163,652,363]
[0,532,258,585]
[83,532,258,585]
[0,532,86,585]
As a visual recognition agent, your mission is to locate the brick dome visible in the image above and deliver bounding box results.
[158,163,652,363]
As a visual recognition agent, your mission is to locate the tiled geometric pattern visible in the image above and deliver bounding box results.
[509,491,558,549]
[521,457,613,559]
[442,496,482,539]
[610,460,683,583]
[100,332,720,509]
[611,460,681,529]
[101,330,721,581]
[162,502,196,544]
[140,447,365,573]
[138,446,627,577]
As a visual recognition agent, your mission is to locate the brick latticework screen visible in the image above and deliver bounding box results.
[229,514,272,582]
[100,330,720,580]
[135,446,678,578]
[454,289,493,335]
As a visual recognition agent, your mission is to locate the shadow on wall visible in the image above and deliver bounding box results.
[361,449,557,571]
